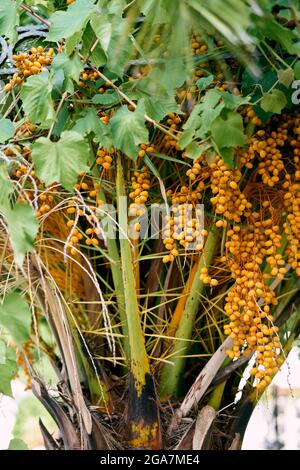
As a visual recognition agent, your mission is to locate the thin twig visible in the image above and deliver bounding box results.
[19,2,50,27]
[3,91,21,118]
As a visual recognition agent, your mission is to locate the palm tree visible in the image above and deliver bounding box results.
[1,0,300,450]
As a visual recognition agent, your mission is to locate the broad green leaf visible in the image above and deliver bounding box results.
[73,110,99,135]
[277,68,294,88]
[72,109,113,148]
[106,18,132,76]
[196,104,225,138]
[32,131,90,191]
[105,0,126,15]
[0,165,13,208]
[0,340,6,365]
[47,0,97,42]
[262,18,300,55]
[183,104,203,132]
[110,106,149,160]
[51,104,69,140]
[182,97,223,141]
[260,89,287,114]
[178,129,194,149]
[242,69,277,99]
[0,119,16,143]
[0,346,17,397]
[65,30,83,56]
[51,51,82,93]
[81,23,107,67]
[202,89,223,110]
[134,71,169,102]
[159,12,191,94]
[90,15,112,53]
[211,110,247,149]
[3,203,38,267]
[0,292,32,346]
[92,91,121,106]
[184,142,203,160]
[185,142,212,160]
[196,75,214,91]
[219,147,234,169]
[137,96,179,122]
[139,0,169,24]
[51,68,65,91]
[0,0,19,43]
[181,91,225,146]
[20,72,55,127]
[8,439,29,450]
[94,2,131,75]
[161,56,190,93]
[218,91,250,109]
[294,61,300,80]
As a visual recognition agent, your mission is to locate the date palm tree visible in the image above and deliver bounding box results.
[0,0,299,450]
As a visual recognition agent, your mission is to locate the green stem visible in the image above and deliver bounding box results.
[116,155,150,393]
[159,228,220,399]
[98,187,129,359]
